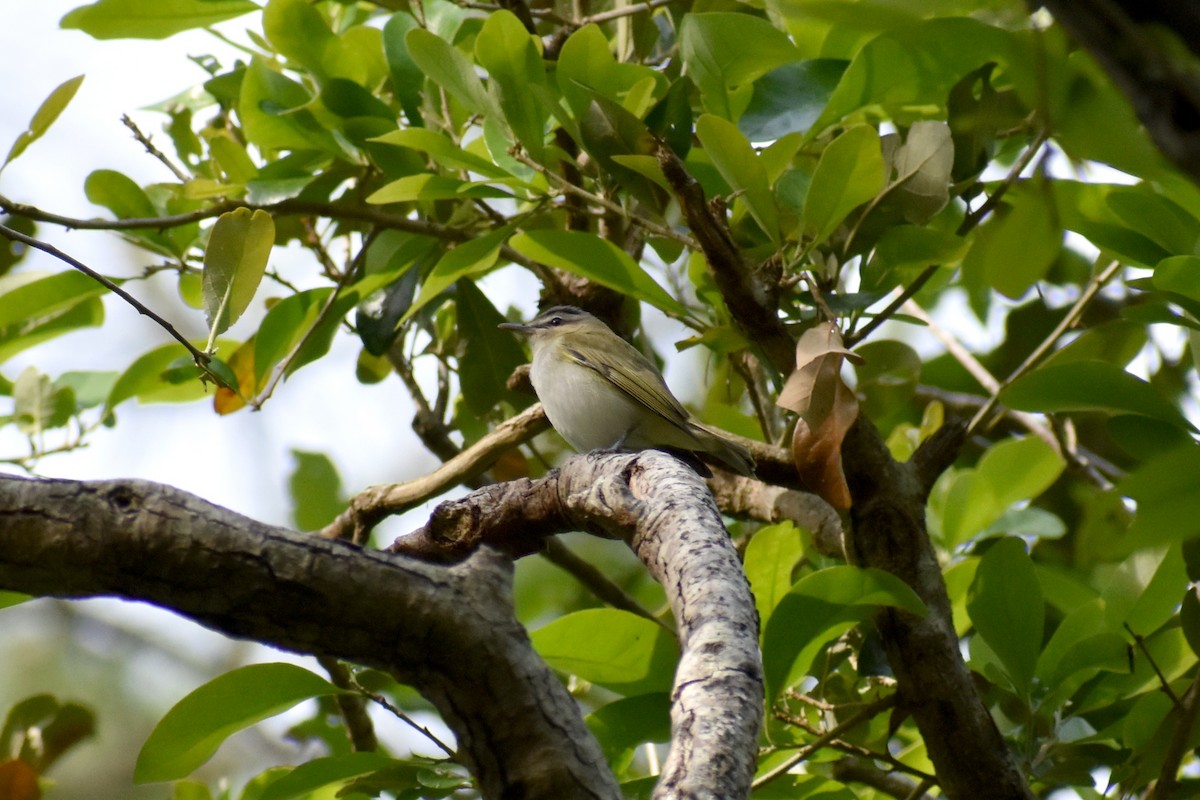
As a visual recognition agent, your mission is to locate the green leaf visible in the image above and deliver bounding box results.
[854,340,921,419]
[962,180,1062,299]
[508,230,685,316]
[802,125,885,244]
[84,168,158,217]
[762,566,926,700]
[937,437,1064,548]
[1123,544,1189,637]
[1153,255,1200,303]
[967,538,1044,696]
[262,0,334,78]
[202,208,275,341]
[405,28,494,117]
[1107,187,1200,255]
[260,752,398,800]
[0,215,37,276]
[680,13,800,119]
[288,450,345,532]
[1042,320,1148,370]
[13,367,76,434]
[977,436,1065,513]
[366,174,512,204]
[695,114,780,242]
[475,10,547,159]
[743,522,803,633]
[0,270,106,329]
[404,226,509,323]
[106,341,233,410]
[382,12,425,125]
[55,371,119,409]
[238,60,341,156]
[1119,446,1200,552]
[0,592,30,610]
[369,128,509,178]
[574,92,658,193]
[135,663,342,783]
[456,279,526,416]
[557,24,667,120]
[531,609,677,696]
[254,288,347,385]
[812,17,1017,134]
[0,298,104,364]
[1001,360,1192,429]
[61,0,257,40]
[739,59,847,142]
[1182,588,1200,659]
[0,271,106,363]
[4,75,85,170]
[891,120,954,224]
[586,694,671,767]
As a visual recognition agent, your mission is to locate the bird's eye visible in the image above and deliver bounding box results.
[549,317,562,326]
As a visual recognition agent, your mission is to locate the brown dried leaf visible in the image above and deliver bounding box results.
[0,759,41,800]
[777,322,861,414]
[776,322,861,509]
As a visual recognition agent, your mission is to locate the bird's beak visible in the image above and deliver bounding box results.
[498,320,532,333]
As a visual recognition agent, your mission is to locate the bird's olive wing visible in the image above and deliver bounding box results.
[563,343,693,428]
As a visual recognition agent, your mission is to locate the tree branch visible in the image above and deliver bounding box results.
[392,450,765,800]
[653,139,794,374]
[320,402,549,542]
[0,473,618,800]
[0,192,466,242]
[1040,0,1200,185]
[841,417,1034,800]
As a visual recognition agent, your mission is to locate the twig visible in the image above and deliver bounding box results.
[361,687,457,759]
[968,259,1122,434]
[0,192,467,242]
[0,223,229,389]
[845,129,1050,348]
[317,656,379,752]
[753,694,897,789]
[122,114,189,182]
[1147,665,1200,798]
[389,344,462,464]
[320,403,550,541]
[576,0,675,26]
[541,537,673,632]
[1126,622,1182,707]
[831,757,930,800]
[511,149,699,251]
[901,299,1059,453]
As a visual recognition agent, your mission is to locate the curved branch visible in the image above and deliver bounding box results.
[392,451,765,800]
[841,418,1033,800]
[0,473,618,800]
[320,402,550,542]
[0,192,465,241]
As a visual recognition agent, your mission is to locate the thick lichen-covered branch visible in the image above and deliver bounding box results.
[0,474,618,800]
[393,450,765,800]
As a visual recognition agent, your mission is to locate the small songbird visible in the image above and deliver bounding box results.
[499,306,755,477]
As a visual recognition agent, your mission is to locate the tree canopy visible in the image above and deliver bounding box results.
[3,1,1200,799]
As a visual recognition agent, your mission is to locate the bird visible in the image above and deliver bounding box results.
[499,305,755,477]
